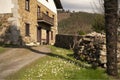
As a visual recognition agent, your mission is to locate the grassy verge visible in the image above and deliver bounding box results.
[0,47,6,54]
[6,46,110,80]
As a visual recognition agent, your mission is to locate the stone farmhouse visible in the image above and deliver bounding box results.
[0,0,62,45]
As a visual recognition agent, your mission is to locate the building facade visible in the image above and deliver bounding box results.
[0,0,62,45]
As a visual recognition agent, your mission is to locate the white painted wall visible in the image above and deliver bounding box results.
[0,0,14,13]
[37,0,57,14]
[0,0,57,14]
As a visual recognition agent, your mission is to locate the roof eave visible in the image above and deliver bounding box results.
[54,0,63,9]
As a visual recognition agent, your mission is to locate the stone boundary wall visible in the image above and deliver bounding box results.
[0,13,21,45]
[55,33,107,67]
[0,13,13,36]
[55,33,120,68]
[0,13,13,26]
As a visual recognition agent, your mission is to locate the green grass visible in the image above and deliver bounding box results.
[0,47,5,53]
[6,46,110,80]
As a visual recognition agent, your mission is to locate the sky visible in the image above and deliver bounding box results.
[60,0,102,13]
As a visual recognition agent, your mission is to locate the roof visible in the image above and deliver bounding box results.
[54,0,63,9]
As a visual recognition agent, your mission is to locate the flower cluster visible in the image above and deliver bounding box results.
[22,49,81,79]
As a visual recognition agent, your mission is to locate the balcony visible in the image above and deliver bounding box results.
[37,12,54,26]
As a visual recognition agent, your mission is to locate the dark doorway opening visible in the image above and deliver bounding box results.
[37,27,41,44]
[46,30,50,44]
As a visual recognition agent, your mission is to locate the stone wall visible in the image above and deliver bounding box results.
[55,33,120,67]
[0,0,58,45]
[18,0,38,44]
[37,2,58,45]
[0,13,22,45]
[18,0,57,45]
[0,14,14,44]
[0,14,13,33]
[73,32,106,68]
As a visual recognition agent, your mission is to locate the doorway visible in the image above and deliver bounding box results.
[46,30,50,44]
[37,27,41,44]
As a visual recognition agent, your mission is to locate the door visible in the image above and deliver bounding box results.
[37,27,41,44]
[46,30,49,44]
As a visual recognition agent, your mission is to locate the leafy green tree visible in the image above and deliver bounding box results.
[92,14,105,33]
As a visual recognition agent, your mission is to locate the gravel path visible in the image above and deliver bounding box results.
[0,46,51,79]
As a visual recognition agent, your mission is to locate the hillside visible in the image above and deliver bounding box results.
[58,12,99,35]
[57,12,71,22]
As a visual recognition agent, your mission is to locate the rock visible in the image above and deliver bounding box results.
[74,32,107,67]
[100,50,106,56]
[100,55,107,63]
[26,42,40,46]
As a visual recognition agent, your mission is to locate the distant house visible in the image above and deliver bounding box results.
[0,0,62,45]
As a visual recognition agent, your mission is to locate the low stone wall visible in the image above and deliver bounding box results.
[0,13,13,32]
[55,33,120,68]
[74,33,106,68]
[55,33,107,67]
[0,13,21,45]
[0,13,13,42]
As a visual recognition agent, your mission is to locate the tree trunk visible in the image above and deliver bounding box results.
[104,0,118,76]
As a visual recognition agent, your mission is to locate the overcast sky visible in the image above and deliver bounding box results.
[60,0,102,13]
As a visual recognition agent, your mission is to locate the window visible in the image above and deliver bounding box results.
[52,15,54,20]
[25,0,30,11]
[37,6,40,13]
[37,6,41,17]
[25,23,30,36]
[52,15,54,18]
[46,11,49,15]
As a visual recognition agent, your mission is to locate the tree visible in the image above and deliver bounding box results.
[92,0,105,33]
[92,14,105,33]
[104,0,118,76]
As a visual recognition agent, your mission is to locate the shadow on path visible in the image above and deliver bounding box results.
[26,46,91,69]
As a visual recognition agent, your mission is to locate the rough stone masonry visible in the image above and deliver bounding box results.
[55,32,120,68]
[73,32,120,68]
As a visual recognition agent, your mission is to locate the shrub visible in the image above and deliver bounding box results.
[92,15,105,33]
[0,22,2,26]
[77,30,86,35]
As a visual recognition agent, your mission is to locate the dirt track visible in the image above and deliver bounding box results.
[0,46,51,79]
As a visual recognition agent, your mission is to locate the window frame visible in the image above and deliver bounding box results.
[25,0,30,11]
[37,6,41,17]
[25,23,30,36]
